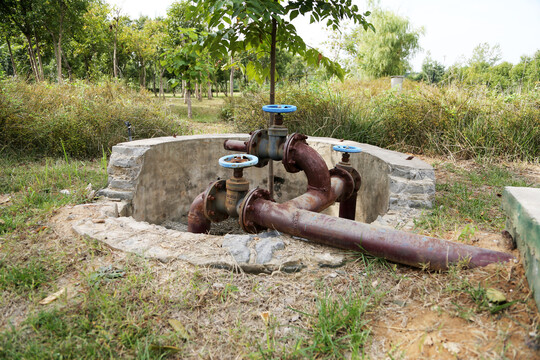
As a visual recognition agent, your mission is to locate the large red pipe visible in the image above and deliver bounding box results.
[245,198,514,270]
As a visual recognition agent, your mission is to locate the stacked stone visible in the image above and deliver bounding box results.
[97,144,149,201]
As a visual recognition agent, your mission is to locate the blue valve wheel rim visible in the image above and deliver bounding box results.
[219,154,259,168]
[262,104,297,113]
[333,145,362,153]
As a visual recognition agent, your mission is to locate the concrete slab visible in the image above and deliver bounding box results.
[502,186,540,310]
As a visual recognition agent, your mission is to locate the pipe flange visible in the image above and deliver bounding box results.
[239,188,274,234]
[335,164,361,193]
[329,167,355,202]
[203,180,228,222]
[282,133,308,173]
[246,130,270,168]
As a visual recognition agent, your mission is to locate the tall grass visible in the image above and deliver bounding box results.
[225,79,539,161]
[0,79,190,158]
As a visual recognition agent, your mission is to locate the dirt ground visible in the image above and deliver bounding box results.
[5,157,540,359]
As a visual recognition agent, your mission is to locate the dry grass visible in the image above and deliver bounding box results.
[1,154,539,359]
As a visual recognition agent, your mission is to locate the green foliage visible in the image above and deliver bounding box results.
[0,260,49,292]
[290,287,383,359]
[189,0,373,83]
[344,3,424,77]
[226,79,540,162]
[0,78,188,158]
[421,53,445,84]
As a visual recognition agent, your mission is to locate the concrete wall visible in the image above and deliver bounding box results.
[98,134,435,225]
[502,187,540,310]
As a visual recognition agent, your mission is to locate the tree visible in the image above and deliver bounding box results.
[0,0,43,80]
[421,53,445,84]
[343,2,423,77]
[39,0,89,83]
[189,0,372,85]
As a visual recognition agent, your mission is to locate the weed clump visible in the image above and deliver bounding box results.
[226,79,539,162]
[0,79,189,158]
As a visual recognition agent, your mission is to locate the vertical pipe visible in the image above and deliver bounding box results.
[339,192,357,220]
[268,6,277,198]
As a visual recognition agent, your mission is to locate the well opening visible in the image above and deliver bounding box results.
[98,134,436,230]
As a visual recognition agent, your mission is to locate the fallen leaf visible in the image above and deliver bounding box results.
[149,344,181,353]
[40,287,68,305]
[168,319,190,340]
[442,342,461,354]
[260,311,270,326]
[486,288,506,303]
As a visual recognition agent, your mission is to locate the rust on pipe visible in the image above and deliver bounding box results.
[339,192,358,220]
[245,198,514,270]
[187,192,211,233]
[223,139,247,152]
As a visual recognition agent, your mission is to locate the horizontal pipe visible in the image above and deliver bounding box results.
[223,140,247,152]
[246,199,514,270]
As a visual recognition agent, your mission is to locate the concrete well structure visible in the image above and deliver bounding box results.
[97,134,435,226]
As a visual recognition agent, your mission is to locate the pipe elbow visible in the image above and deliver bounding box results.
[187,192,211,233]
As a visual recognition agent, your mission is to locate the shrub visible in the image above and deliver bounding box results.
[0,79,190,158]
[225,79,539,162]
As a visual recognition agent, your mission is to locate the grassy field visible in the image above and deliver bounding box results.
[1,86,539,358]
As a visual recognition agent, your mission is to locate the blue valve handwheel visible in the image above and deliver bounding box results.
[219,154,259,168]
[333,145,362,153]
[262,104,297,113]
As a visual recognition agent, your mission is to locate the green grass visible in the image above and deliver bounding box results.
[413,161,537,235]
[0,257,184,359]
[0,79,189,158]
[0,153,107,234]
[167,96,225,124]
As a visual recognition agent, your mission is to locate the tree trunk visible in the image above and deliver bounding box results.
[113,14,119,78]
[186,86,192,119]
[62,50,72,81]
[56,33,63,84]
[268,8,278,197]
[230,58,234,97]
[153,63,157,96]
[5,36,17,76]
[143,63,146,89]
[195,83,199,100]
[198,83,202,101]
[207,81,212,99]
[24,34,40,81]
[159,67,165,99]
[183,80,187,104]
[34,35,45,81]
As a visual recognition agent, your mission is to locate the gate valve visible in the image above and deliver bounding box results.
[332,145,362,204]
[333,144,362,165]
[262,104,296,127]
[218,154,259,218]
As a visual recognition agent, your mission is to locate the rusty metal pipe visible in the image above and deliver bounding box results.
[223,140,247,152]
[290,140,331,192]
[339,192,358,220]
[187,192,211,233]
[285,176,345,212]
[245,199,514,270]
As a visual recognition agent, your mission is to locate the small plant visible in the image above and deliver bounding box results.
[289,288,384,359]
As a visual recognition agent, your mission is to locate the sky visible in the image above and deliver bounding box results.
[107,0,540,72]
